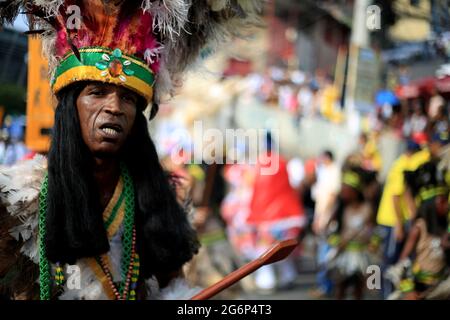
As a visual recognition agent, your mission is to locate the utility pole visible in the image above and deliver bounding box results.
[345,0,373,134]
[267,0,276,67]
[351,0,371,48]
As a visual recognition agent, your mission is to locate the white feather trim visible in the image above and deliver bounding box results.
[57,225,202,300]
[144,43,165,65]
[41,29,59,80]
[142,0,191,40]
[208,0,229,11]
[145,276,202,300]
[58,260,110,300]
[0,155,47,263]
[153,56,174,103]
[159,277,203,300]
[34,0,64,17]
[57,264,201,299]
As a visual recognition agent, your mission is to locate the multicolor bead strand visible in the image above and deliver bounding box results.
[98,225,137,300]
[96,163,137,300]
[98,255,121,299]
[54,263,65,286]
[129,254,140,300]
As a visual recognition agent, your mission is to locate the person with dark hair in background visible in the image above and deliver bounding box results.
[386,195,448,300]
[387,131,450,300]
[326,167,376,300]
[376,139,430,299]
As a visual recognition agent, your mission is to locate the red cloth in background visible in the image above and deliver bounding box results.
[248,152,304,224]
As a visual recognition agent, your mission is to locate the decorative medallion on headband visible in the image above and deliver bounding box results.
[0,0,263,107]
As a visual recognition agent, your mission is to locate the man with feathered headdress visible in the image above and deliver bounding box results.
[0,0,262,300]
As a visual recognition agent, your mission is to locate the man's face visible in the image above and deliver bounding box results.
[76,83,139,156]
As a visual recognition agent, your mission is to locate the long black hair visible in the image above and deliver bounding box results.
[45,82,199,279]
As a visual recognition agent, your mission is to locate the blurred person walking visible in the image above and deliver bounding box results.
[358,133,382,173]
[326,168,376,300]
[403,101,427,138]
[386,132,450,300]
[387,195,448,300]
[376,140,430,298]
[182,161,245,299]
[3,137,29,166]
[310,150,341,298]
[220,163,258,293]
[301,158,318,235]
[247,132,305,292]
[429,104,449,136]
[428,87,446,121]
[221,163,256,262]
[297,83,314,118]
[378,113,406,182]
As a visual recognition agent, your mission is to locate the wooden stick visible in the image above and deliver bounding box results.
[191,238,299,300]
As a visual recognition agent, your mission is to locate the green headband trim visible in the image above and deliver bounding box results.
[51,47,155,102]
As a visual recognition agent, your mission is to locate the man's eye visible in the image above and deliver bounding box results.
[122,95,136,103]
[91,89,106,96]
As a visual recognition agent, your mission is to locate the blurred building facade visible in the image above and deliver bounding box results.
[268,0,352,76]
[0,28,28,87]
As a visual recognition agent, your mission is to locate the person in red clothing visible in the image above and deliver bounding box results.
[247,132,305,291]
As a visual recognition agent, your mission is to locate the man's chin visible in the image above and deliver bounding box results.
[91,148,121,159]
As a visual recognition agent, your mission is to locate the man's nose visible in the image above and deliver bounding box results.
[103,92,123,115]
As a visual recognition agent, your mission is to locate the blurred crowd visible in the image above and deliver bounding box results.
[0,115,33,166]
[244,67,344,124]
[154,64,450,300]
[3,64,450,300]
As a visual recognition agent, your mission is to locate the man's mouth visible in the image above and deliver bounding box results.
[99,123,123,138]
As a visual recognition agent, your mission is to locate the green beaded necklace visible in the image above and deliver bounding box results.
[38,163,136,300]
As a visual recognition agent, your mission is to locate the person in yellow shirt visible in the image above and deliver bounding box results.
[359,132,383,172]
[377,140,430,299]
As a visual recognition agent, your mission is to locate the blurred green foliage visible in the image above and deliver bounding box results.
[0,83,26,115]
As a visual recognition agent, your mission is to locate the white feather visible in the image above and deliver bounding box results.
[159,277,203,300]
[57,229,199,299]
[153,56,174,104]
[207,0,229,11]
[142,0,191,40]
[0,155,47,263]
[144,43,165,65]
[34,0,64,18]
[58,260,110,300]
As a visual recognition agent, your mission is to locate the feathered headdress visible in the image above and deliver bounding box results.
[0,0,263,116]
